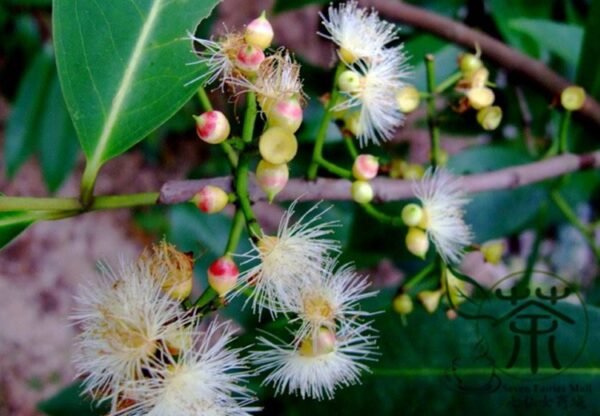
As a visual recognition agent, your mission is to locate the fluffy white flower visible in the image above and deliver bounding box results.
[234,201,340,318]
[319,0,398,63]
[414,168,473,264]
[121,321,259,416]
[334,48,410,146]
[72,261,191,412]
[250,323,377,400]
[287,259,377,343]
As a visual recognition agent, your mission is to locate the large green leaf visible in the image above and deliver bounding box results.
[52,0,220,172]
[0,211,36,249]
[37,381,105,416]
[577,0,600,101]
[4,45,54,177]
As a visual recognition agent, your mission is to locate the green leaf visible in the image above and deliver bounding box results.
[37,381,105,416]
[4,45,54,177]
[508,18,583,67]
[52,0,220,173]
[38,72,79,193]
[0,211,36,249]
[577,0,600,100]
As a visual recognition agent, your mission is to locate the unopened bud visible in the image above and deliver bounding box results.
[235,43,265,75]
[393,293,414,315]
[442,269,466,307]
[459,53,483,75]
[468,67,489,89]
[467,87,495,110]
[338,70,362,93]
[258,126,298,164]
[207,256,239,297]
[192,185,229,214]
[351,180,374,204]
[299,327,337,357]
[476,106,502,131]
[481,240,505,264]
[396,85,420,113]
[245,12,273,50]
[406,227,429,259]
[266,96,303,133]
[344,111,362,137]
[419,290,442,314]
[141,242,194,301]
[165,328,193,356]
[401,203,424,227]
[561,86,585,111]
[404,163,425,180]
[194,111,230,144]
[352,154,379,180]
[256,160,289,202]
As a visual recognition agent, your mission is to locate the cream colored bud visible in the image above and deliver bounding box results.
[406,227,429,259]
[468,67,489,89]
[256,160,289,202]
[481,240,505,264]
[194,111,230,144]
[404,163,425,180]
[140,242,194,301]
[401,203,424,227]
[192,185,229,214]
[344,111,362,136]
[266,96,303,133]
[245,12,274,50]
[351,180,374,204]
[258,126,298,164]
[459,53,483,75]
[561,86,585,111]
[396,85,420,113]
[418,290,442,314]
[467,87,495,110]
[338,70,362,93]
[165,328,193,356]
[352,154,379,180]
[476,106,503,131]
[393,293,414,315]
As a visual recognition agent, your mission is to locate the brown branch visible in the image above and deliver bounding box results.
[363,0,600,127]
[159,151,600,204]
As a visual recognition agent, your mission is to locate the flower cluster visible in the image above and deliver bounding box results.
[234,201,378,400]
[319,1,412,146]
[72,245,257,415]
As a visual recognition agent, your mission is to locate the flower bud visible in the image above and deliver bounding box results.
[442,269,467,307]
[164,327,193,356]
[344,111,362,137]
[266,96,303,133]
[476,106,502,131]
[245,12,273,50]
[481,239,505,264]
[403,163,425,180]
[298,327,337,357]
[339,47,358,64]
[405,227,429,259]
[418,290,442,314]
[467,87,495,110]
[141,242,194,301]
[396,85,420,113]
[459,53,483,75]
[393,293,414,315]
[352,154,379,180]
[207,256,239,297]
[194,111,230,144]
[401,203,424,227]
[258,126,298,164]
[256,159,289,202]
[338,70,362,93]
[468,67,489,89]
[351,180,374,204]
[561,86,585,111]
[235,43,265,76]
[192,185,229,214]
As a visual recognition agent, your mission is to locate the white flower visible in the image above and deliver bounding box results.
[334,48,410,146]
[121,321,259,416]
[250,323,377,400]
[234,201,340,318]
[72,260,191,412]
[287,259,377,343]
[319,0,398,63]
[414,168,473,264]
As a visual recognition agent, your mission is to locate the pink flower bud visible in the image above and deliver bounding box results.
[352,154,379,180]
[266,97,303,133]
[207,256,239,297]
[194,111,230,144]
[235,43,265,75]
[256,159,289,202]
[245,12,274,50]
[299,327,337,357]
[192,185,229,214]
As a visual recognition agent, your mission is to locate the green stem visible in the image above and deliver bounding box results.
[236,152,262,238]
[80,161,101,207]
[343,135,359,159]
[425,55,441,167]
[551,190,600,259]
[224,209,245,255]
[194,286,218,308]
[404,261,436,290]
[558,110,572,154]
[316,157,353,179]
[361,202,404,227]
[0,196,81,211]
[307,64,345,180]
[434,71,462,94]
[242,92,257,144]
[90,193,159,210]
[197,87,213,111]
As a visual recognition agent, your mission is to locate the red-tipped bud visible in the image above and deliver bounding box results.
[256,160,289,202]
[194,111,230,144]
[192,185,229,214]
[352,154,379,180]
[235,43,265,76]
[351,180,374,204]
[266,96,303,133]
[207,256,239,297]
[245,11,274,50]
